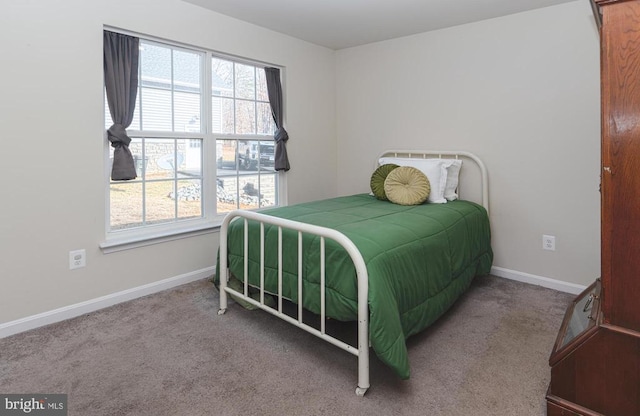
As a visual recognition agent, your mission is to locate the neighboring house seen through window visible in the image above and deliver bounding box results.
[105,35,279,238]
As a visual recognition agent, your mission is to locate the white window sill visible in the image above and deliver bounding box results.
[100,222,221,254]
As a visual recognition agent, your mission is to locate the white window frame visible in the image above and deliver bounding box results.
[100,30,286,253]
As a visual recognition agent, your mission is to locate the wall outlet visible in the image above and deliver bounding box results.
[69,249,86,270]
[542,235,556,251]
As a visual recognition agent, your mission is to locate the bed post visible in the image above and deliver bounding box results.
[356,264,370,396]
[217,214,231,316]
[333,229,370,396]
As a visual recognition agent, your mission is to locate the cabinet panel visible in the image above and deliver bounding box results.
[548,326,640,415]
[599,0,640,331]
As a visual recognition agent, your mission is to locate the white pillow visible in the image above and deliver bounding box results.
[379,157,453,204]
[443,159,462,201]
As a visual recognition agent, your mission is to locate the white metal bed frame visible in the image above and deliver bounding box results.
[217,150,489,396]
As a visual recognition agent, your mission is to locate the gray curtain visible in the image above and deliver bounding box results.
[264,67,290,172]
[104,30,139,180]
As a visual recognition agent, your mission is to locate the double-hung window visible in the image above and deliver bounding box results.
[105,35,279,243]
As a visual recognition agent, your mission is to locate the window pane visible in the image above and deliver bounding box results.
[175,140,188,174]
[174,51,201,133]
[182,139,202,177]
[173,50,201,91]
[257,102,275,135]
[141,88,172,131]
[259,141,275,172]
[212,97,234,134]
[239,140,259,171]
[140,43,171,88]
[214,140,278,214]
[145,180,176,224]
[216,139,237,170]
[235,63,255,100]
[216,175,237,213]
[235,100,256,134]
[239,175,260,210]
[256,68,268,102]
[212,58,233,97]
[176,179,202,219]
[260,173,277,208]
[144,139,176,180]
[174,91,200,132]
[110,182,143,230]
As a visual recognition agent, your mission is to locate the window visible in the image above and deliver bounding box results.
[105,36,279,237]
[211,57,278,214]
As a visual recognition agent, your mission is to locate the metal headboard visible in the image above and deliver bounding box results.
[377,150,489,214]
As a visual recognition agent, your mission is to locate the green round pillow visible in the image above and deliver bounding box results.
[384,166,431,206]
[370,163,400,200]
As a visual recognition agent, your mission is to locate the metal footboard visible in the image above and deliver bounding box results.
[217,209,370,396]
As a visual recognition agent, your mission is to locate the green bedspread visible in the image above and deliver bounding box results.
[220,194,493,379]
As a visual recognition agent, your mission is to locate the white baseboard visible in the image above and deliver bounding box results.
[0,266,216,339]
[1,265,582,339]
[491,266,587,295]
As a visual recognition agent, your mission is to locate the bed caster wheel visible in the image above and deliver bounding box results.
[355,386,368,397]
[217,308,226,315]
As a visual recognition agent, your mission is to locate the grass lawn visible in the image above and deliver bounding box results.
[110,175,202,230]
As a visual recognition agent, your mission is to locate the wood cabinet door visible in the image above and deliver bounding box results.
[598,0,640,331]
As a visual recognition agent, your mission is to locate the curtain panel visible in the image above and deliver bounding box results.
[103,30,139,180]
[264,67,290,172]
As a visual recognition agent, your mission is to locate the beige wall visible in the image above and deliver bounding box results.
[335,0,601,286]
[0,0,336,324]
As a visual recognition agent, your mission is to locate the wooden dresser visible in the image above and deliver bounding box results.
[546,1,640,414]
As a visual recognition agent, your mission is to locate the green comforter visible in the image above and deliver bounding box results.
[220,194,493,379]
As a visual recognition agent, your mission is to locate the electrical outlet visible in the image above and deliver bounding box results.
[69,249,86,270]
[542,235,556,251]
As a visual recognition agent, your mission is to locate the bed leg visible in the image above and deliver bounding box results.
[355,386,368,397]
[218,266,229,316]
[218,290,227,315]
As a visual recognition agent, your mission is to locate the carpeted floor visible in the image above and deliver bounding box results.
[0,275,573,415]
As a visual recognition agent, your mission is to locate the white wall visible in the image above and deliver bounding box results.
[335,0,601,287]
[0,0,336,324]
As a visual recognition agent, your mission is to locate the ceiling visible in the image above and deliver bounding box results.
[183,0,579,50]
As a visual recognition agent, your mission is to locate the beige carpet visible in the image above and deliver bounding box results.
[0,275,573,415]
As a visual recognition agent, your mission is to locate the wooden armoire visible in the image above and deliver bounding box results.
[546,1,640,415]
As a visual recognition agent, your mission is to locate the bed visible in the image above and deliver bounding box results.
[216,150,493,396]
